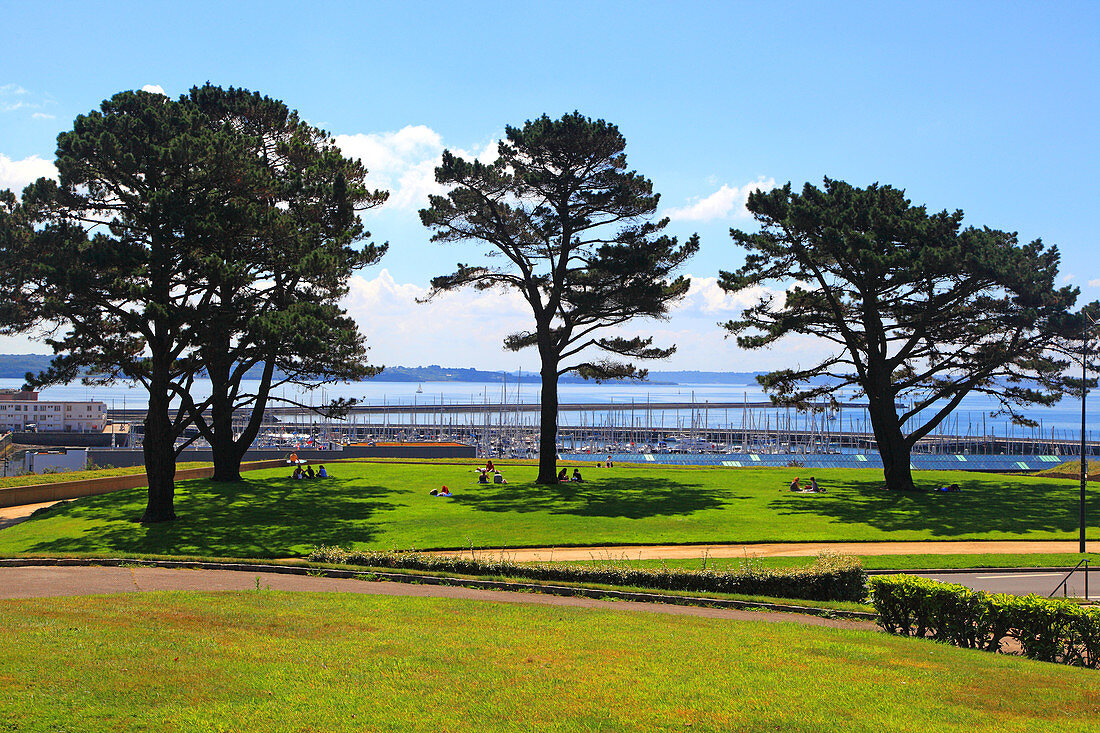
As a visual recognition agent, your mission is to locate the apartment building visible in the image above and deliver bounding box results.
[0,389,107,433]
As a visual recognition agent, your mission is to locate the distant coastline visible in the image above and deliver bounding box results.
[0,354,761,385]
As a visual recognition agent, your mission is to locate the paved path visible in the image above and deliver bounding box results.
[0,565,873,630]
[434,540,1092,562]
[916,568,1100,598]
[0,500,56,530]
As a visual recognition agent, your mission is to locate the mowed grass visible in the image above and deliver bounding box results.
[2,591,1098,732]
[0,462,209,489]
[0,461,1097,558]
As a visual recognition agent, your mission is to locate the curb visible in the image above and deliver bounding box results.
[0,557,877,621]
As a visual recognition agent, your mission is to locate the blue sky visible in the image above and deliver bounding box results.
[2,1,1097,371]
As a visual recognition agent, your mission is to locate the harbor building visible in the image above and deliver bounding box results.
[0,389,107,433]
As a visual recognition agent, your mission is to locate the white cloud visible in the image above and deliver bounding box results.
[1089,279,1100,288]
[339,269,818,371]
[1,84,56,115]
[30,112,55,120]
[1061,273,1075,284]
[679,275,782,316]
[665,177,776,222]
[335,126,498,211]
[140,84,166,95]
[0,153,57,193]
[0,84,31,112]
[342,268,531,368]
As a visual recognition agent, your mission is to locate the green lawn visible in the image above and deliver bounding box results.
[2,591,1097,732]
[0,462,1095,558]
[0,462,209,489]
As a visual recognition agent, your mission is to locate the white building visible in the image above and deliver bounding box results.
[0,390,107,433]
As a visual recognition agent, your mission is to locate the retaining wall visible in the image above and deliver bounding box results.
[88,443,474,468]
[12,431,115,448]
[0,459,286,508]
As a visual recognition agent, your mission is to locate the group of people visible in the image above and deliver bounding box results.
[557,467,584,482]
[789,476,825,493]
[476,460,508,484]
[596,455,614,468]
[291,464,327,479]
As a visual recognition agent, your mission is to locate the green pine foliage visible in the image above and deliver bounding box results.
[721,178,1082,491]
[420,112,698,482]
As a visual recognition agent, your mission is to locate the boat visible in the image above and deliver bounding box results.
[416,384,423,393]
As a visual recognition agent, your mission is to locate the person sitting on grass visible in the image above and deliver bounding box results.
[305,465,315,479]
[478,471,489,484]
[486,460,495,472]
[789,477,800,492]
[810,476,824,493]
[572,468,584,482]
[440,485,452,497]
[317,465,327,478]
[557,467,568,482]
[493,471,507,484]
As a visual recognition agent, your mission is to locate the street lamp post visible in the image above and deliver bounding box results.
[1081,313,1097,554]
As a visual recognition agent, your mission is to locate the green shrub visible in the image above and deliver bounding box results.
[309,547,867,602]
[869,575,1100,667]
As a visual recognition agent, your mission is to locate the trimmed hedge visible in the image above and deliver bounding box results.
[308,547,867,602]
[870,575,1100,667]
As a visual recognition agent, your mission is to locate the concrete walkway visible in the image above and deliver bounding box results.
[0,565,874,630]
[0,500,57,530]
[432,540,1091,562]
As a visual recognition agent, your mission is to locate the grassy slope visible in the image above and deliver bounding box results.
[1035,459,1100,480]
[0,461,1096,557]
[0,462,209,489]
[2,591,1097,732]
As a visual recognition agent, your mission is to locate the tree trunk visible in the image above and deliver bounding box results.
[536,363,560,484]
[208,379,243,482]
[868,399,916,491]
[140,384,177,522]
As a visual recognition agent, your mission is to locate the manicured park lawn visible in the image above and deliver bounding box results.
[0,461,1096,558]
[2,591,1097,732]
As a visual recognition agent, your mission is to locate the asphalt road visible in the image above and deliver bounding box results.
[914,568,1099,598]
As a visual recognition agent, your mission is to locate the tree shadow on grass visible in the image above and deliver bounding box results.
[454,476,730,519]
[18,476,399,558]
[769,475,1099,538]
